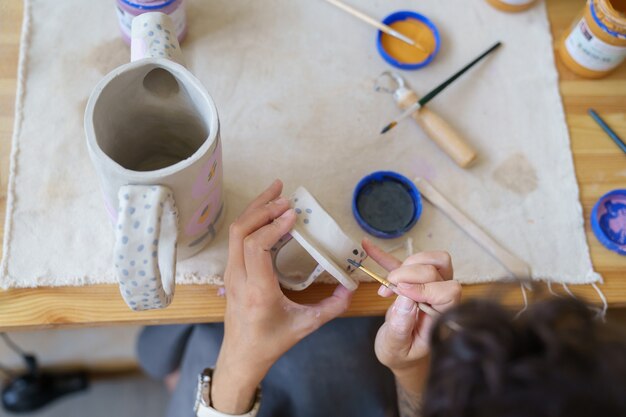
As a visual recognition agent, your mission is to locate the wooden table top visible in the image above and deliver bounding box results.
[1,0,625,330]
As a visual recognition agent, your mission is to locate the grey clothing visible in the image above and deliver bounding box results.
[138,317,399,417]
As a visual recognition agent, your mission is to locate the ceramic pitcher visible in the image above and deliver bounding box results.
[84,12,224,311]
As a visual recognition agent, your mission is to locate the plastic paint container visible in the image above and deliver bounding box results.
[591,189,626,255]
[558,0,626,78]
[352,171,422,239]
[486,0,537,13]
[377,11,440,70]
[115,0,187,45]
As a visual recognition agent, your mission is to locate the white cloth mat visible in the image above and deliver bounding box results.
[1,0,601,288]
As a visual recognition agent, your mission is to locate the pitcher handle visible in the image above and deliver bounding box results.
[131,12,184,65]
[114,185,178,311]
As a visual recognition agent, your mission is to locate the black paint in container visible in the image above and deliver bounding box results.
[352,171,422,239]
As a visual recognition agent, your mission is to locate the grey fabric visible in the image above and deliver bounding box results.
[138,317,398,417]
[137,324,194,379]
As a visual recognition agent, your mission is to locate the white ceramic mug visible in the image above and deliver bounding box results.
[84,13,224,311]
[271,187,365,291]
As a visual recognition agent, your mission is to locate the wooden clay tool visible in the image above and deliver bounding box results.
[379,72,477,168]
[381,42,502,134]
[323,0,428,52]
[414,177,531,279]
[347,259,440,317]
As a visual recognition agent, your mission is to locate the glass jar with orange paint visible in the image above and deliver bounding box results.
[486,0,537,13]
[558,0,626,78]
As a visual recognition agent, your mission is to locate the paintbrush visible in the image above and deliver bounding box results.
[588,109,626,154]
[347,259,440,318]
[324,0,428,53]
[380,41,502,134]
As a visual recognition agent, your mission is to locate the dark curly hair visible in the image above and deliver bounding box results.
[423,298,626,417]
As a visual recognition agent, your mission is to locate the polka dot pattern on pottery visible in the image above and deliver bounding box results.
[113,184,178,311]
[131,13,184,64]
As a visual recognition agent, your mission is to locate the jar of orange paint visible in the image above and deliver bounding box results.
[486,0,537,13]
[558,0,626,78]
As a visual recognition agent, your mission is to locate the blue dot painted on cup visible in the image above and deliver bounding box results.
[148,31,154,36]
[152,251,157,258]
[128,207,136,215]
[295,208,302,214]
[147,227,154,234]
[139,270,146,277]
[144,259,148,264]
[124,194,129,200]
[306,208,312,214]
[134,221,140,229]
[138,244,145,252]
[122,269,129,276]
[145,204,152,209]
[150,277,157,282]
[119,254,124,260]
[153,239,158,246]
[304,219,309,224]
[130,260,135,266]
[157,24,162,30]
[122,236,129,244]
[132,281,138,287]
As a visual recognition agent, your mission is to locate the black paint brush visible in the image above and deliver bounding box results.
[380,41,502,134]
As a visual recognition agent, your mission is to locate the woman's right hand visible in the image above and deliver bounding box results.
[362,239,461,396]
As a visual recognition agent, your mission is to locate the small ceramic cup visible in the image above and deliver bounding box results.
[85,13,224,311]
[270,187,365,291]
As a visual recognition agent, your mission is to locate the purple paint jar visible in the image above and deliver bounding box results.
[115,0,187,45]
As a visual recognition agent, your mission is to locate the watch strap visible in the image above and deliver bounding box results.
[194,368,261,417]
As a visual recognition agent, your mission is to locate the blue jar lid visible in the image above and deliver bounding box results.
[591,189,626,256]
[376,10,441,70]
[352,171,422,239]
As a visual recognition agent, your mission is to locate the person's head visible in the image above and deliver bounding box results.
[424,297,626,417]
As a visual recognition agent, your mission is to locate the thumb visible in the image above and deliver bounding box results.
[382,296,417,353]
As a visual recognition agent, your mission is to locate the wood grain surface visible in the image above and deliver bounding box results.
[1,0,625,330]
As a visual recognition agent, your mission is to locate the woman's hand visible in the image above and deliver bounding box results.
[211,180,354,414]
[363,239,461,396]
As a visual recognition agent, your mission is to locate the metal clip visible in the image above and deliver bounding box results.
[374,71,406,95]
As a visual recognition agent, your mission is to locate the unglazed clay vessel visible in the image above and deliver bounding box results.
[85,12,224,311]
[271,187,365,291]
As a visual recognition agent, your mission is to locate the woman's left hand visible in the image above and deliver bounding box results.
[211,180,354,414]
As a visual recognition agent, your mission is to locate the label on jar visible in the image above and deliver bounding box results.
[498,0,534,4]
[116,4,186,39]
[565,18,626,72]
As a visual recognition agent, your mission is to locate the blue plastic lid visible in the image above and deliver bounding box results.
[376,10,441,70]
[352,171,422,239]
[591,189,626,255]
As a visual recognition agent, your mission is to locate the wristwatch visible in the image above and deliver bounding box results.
[194,368,261,417]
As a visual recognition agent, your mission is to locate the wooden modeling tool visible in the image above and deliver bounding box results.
[378,72,477,168]
[347,259,440,318]
[323,0,428,53]
[381,42,502,134]
[588,109,626,154]
[414,178,530,279]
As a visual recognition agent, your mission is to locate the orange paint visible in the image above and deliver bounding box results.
[380,19,435,64]
[558,0,626,78]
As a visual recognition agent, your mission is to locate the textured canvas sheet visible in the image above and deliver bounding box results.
[1,0,601,287]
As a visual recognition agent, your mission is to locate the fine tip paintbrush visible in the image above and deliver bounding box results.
[347,259,440,318]
[588,108,626,154]
[380,41,502,135]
